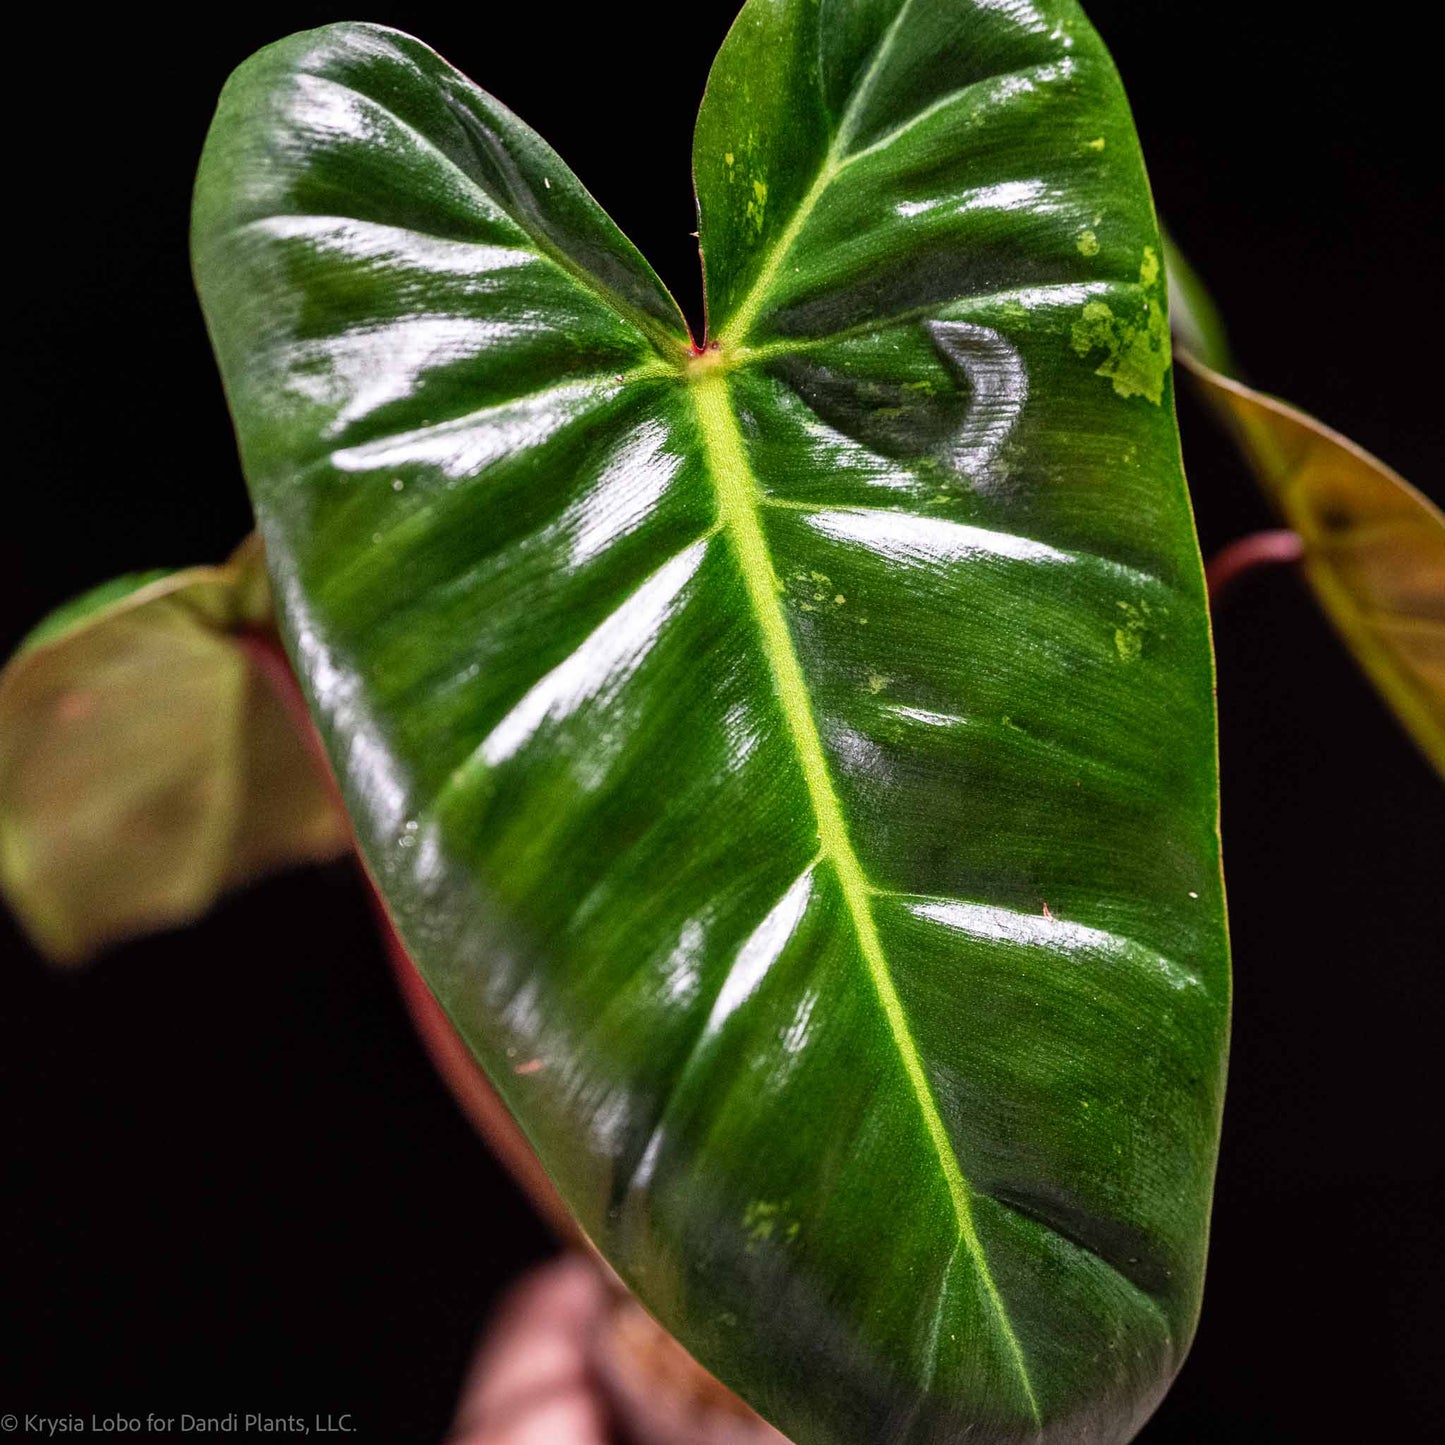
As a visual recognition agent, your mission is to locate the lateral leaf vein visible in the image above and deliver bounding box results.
[690,369,1039,1423]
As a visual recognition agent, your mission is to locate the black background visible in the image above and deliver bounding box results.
[4,2,1441,1439]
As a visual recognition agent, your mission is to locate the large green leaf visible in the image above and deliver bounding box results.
[192,6,1228,1441]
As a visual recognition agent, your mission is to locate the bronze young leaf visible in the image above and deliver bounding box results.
[1165,239,1445,777]
[0,537,346,962]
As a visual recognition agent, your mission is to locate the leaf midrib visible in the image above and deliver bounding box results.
[690,367,1040,1423]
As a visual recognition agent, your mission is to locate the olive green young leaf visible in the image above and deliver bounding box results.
[0,537,347,962]
[192,6,1229,1441]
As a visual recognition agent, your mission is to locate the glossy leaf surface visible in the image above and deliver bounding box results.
[1167,246,1445,776]
[0,538,347,962]
[193,7,1229,1441]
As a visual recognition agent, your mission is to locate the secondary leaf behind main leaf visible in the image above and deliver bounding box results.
[192,6,1229,1442]
[1165,239,1445,776]
[0,538,347,961]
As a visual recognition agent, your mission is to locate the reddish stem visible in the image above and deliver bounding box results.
[241,629,796,1439]
[238,630,335,780]
[238,628,578,1244]
[371,904,581,1243]
[1206,529,1304,602]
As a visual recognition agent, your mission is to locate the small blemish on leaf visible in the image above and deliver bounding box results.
[1077,229,1100,256]
[1115,629,1142,663]
[746,177,769,233]
[1114,599,1152,663]
[56,692,95,724]
[742,1199,797,1252]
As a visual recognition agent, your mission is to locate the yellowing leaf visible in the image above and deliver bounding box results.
[1181,353,1445,774]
